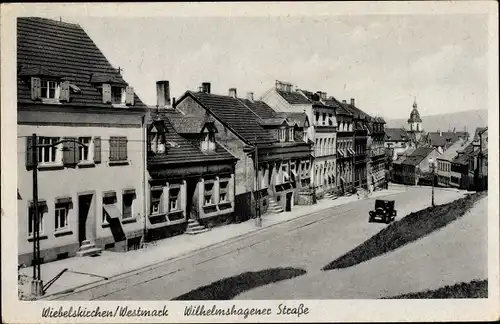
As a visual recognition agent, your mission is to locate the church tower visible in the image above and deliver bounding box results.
[407,97,424,144]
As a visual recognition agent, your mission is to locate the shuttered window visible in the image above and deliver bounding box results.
[109,136,127,161]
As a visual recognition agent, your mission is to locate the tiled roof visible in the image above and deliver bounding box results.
[146,109,236,165]
[276,89,311,105]
[473,127,488,141]
[385,128,409,141]
[17,17,146,108]
[341,102,372,120]
[452,143,475,165]
[241,99,276,119]
[437,138,469,161]
[163,110,216,134]
[401,147,435,166]
[189,92,276,145]
[426,131,468,148]
[259,118,288,126]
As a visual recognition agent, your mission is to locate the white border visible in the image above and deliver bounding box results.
[1,2,499,323]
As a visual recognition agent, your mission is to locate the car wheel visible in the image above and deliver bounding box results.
[385,217,391,224]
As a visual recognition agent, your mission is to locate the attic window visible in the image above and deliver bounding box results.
[30,77,70,102]
[41,80,58,99]
[201,132,216,152]
[102,83,135,106]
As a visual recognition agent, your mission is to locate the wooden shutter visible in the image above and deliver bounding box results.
[59,81,70,102]
[125,86,134,106]
[31,77,41,100]
[94,137,101,163]
[62,137,77,165]
[102,83,112,104]
[26,137,34,167]
[120,137,128,160]
[109,137,117,161]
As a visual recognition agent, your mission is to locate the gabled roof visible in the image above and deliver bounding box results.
[341,101,372,120]
[276,89,312,105]
[473,127,488,141]
[437,138,469,162]
[241,99,276,119]
[17,17,146,108]
[401,147,436,166]
[259,118,289,127]
[426,131,468,148]
[274,112,309,128]
[167,113,216,134]
[385,128,409,141]
[181,91,276,145]
[146,109,235,165]
[452,143,475,165]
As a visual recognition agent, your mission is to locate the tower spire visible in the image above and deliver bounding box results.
[413,96,417,109]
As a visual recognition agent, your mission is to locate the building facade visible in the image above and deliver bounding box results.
[436,138,468,187]
[368,117,387,189]
[392,147,441,186]
[175,85,314,220]
[17,17,147,265]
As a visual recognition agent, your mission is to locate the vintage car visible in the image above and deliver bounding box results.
[369,199,397,224]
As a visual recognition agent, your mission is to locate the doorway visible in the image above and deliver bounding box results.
[78,194,92,245]
[185,178,198,220]
[285,192,293,212]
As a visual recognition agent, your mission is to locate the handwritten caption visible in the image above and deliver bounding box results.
[184,303,310,319]
[41,306,169,318]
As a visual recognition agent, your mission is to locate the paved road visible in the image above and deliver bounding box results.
[58,186,482,300]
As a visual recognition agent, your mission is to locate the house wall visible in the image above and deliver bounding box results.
[385,140,409,160]
[18,112,145,265]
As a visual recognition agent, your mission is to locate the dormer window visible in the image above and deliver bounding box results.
[112,86,125,104]
[41,80,58,99]
[30,77,70,102]
[288,128,294,142]
[201,132,216,152]
[101,83,135,106]
[278,128,286,142]
[148,121,166,154]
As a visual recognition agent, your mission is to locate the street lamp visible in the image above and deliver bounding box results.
[428,157,436,208]
[28,134,89,297]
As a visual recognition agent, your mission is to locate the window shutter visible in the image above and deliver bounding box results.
[109,137,117,161]
[102,83,112,104]
[31,77,41,100]
[125,86,134,106]
[121,137,128,160]
[94,137,101,163]
[26,137,34,167]
[62,137,77,165]
[59,81,70,102]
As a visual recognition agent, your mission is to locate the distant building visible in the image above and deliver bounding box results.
[392,147,441,185]
[436,138,469,187]
[17,17,147,265]
[384,128,411,160]
[406,98,425,144]
[368,116,387,190]
[424,129,469,154]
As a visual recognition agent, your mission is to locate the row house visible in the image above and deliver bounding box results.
[424,129,469,154]
[175,85,314,220]
[260,81,337,198]
[17,17,147,265]
[146,81,237,239]
[368,116,387,189]
[340,99,371,189]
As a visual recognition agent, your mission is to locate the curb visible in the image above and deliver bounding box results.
[40,189,405,300]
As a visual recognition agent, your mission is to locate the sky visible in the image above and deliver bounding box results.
[16,9,490,119]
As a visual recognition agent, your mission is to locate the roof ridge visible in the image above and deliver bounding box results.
[19,16,81,28]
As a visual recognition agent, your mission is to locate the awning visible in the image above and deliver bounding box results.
[103,204,121,220]
[151,185,163,192]
[29,199,47,207]
[283,171,290,180]
[348,148,355,155]
[291,169,297,177]
[55,196,72,204]
[123,188,136,195]
[337,149,344,157]
[103,191,116,198]
[340,177,345,182]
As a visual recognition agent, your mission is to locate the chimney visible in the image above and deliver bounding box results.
[156,81,171,108]
[202,82,211,94]
[342,99,347,103]
[321,92,327,100]
[198,86,203,92]
[350,98,355,106]
[229,88,237,98]
[247,92,254,102]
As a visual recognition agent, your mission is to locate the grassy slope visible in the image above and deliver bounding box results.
[386,280,488,299]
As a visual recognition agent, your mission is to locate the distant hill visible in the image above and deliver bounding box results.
[385,109,488,136]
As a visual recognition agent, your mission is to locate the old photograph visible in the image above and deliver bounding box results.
[2,2,498,323]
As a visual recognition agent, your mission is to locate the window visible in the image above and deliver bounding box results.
[316,112,320,125]
[122,192,135,219]
[78,137,92,161]
[37,137,60,163]
[201,132,216,152]
[278,128,286,142]
[204,182,214,206]
[54,203,69,231]
[288,128,294,142]
[282,162,290,183]
[150,187,163,215]
[109,136,127,161]
[41,80,58,99]
[169,188,180,211]
[102,194,117,223]
[111,87,125,104]
[28,205,44,236]
[219,181,229,202]
[322,113,327,126]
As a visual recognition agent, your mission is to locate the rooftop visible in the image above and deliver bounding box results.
[276,89,312,105]
[17,17,146,109]
[401,147,435,166]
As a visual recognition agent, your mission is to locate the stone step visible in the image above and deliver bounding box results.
[79,243,98,251]
[186,228,211,235]
[76,247,102,257]
[188,225,206,231]
[267,206,283,211]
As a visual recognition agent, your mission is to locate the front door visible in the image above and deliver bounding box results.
[285,192,292,212]
[78,194,92,245]
[185,178,198,219]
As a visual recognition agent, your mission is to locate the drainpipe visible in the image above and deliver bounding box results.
[141,115,148,246]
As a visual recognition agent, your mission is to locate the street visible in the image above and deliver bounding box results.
[56,186,485,300]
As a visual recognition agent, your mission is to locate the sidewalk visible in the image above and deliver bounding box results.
[18,185,406,299]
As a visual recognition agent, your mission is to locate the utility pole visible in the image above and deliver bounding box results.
[429,158,436,208]
[31,133,43,296]
[254,136,261,227]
